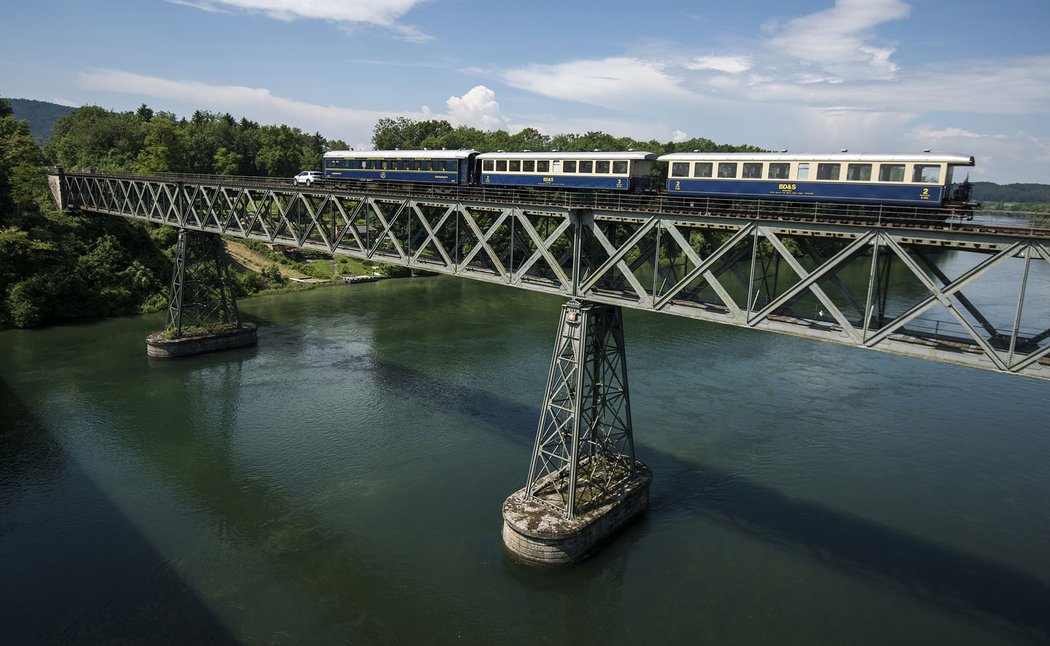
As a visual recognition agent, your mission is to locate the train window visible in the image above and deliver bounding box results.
[420,161,431,171]
[742,163,763,178]
[847,164,872,181]
[718,162,737,178]
[564,161,576,173]
[523,160,535,172]
[495,160,507,172]
[596,161,610,174]
[405,160,417,170]
[816,163,840,180]
[509,160,521,172]
[447,160,458,172]
[879,164,905,182]
[693,162,713,178]
[767,163,790,179]
[613,160,628,174]
[483,159,494,172]
[797,163,810,179]
[537,160,550,172]
[671,162,689,177]
[579,161,594,173]
[913,165,941,183]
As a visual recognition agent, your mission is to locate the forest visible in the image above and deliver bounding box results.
[0,100,353,328]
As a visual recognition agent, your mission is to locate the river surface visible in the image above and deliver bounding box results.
[1,276,1048,644]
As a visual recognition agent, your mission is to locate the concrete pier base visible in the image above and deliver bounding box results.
[146,322,258,358]
[501,461,652,565]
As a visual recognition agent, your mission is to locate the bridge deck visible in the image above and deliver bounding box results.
[50,170,1050,380]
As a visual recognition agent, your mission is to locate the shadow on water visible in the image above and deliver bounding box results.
[0,379,238,644]
[367,356,1050,643]
[9,357,509,644]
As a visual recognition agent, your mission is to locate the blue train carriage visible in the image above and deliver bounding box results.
[477,151,657,191]
[323,149,478,184]
[657,152,976,207]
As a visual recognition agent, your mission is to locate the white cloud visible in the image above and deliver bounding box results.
[78,69,411,146]
[168,0,429,40]
[765,0,910,80]
[166,0,233,14]
[687,54,1050,117]
[913,126,986,140]
[686,56,752,74]
[671,129,689,143]
[445,86,506,130]
[502,57,690,107]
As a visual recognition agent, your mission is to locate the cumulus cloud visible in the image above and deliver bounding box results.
[502,57,690,107]
[76,70,520,148]
[78,69,408,146]
[671,129,689,143]
[168,0,430,41]
[445,86,506,130]
[765,0,910,80]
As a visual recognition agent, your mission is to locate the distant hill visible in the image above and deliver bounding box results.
[5,98,76,145]
[971,181,1050,205]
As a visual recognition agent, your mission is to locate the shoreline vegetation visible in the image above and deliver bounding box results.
[2,97,1048,329]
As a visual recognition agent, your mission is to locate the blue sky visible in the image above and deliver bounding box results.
[2,0,1049,183]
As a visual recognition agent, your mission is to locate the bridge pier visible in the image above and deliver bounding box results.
[146,229,256,358]
[502,300,651,564]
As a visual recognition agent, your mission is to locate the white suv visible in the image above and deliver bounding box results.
[292,171,323,186]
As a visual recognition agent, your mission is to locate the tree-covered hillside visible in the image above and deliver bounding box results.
[971,182,1050,204]
[0,100,352,328]
[5,98,75,146]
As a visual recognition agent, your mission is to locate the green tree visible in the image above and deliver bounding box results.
[46,106,145,171]
[137,113,189,172]
[256,124,306,177]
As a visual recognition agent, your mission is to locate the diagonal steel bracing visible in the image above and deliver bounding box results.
[53,172,1050,380]
[525,301,637,519]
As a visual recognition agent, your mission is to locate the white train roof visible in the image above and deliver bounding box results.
[477,151,657,161]
[324,149,478,159]
[657,152,975,165]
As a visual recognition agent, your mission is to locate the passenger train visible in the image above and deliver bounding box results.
[320,149,977,211]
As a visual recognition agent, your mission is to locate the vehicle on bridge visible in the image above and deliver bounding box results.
[323,149,477,185]
[292,170,323,187]
[476,151,656,191]
[319,148,978,213]
[657,152,977,208]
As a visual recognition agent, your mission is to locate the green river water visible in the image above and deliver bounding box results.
[1,274,1048,644]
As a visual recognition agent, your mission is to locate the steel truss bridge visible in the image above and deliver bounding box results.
[52,170,1050,381]
[48,169,1050,529]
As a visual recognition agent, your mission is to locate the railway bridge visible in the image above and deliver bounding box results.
[47,169,1050,562]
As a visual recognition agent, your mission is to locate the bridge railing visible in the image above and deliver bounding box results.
[56,168,1048,237]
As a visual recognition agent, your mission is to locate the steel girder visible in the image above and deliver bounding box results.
[166,228,242,338]
[525,301,637,519]
[55,173,1050,380]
